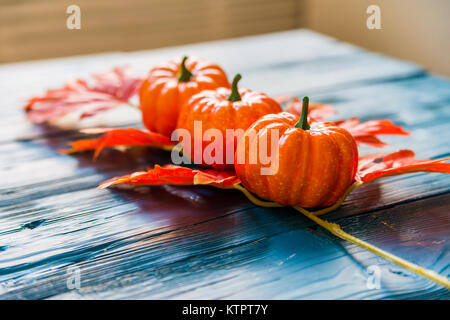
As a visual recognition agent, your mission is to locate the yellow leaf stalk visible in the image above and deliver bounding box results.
[233,183,450,289]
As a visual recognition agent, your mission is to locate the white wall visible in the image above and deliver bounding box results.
[304,0,450,76]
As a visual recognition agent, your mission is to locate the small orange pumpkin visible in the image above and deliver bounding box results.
[176,74,282,169]
[234,97,358,208]
[139,56,229,137]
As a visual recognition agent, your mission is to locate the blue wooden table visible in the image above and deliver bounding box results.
[0,30,449,299]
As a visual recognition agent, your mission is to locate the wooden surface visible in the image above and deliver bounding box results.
[0,29,449,299]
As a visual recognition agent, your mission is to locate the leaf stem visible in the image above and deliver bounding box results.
[234,184,283,207]
[234,182,450,289]
[295,206,450,289]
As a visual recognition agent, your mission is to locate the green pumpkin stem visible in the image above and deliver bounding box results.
[295,96,310,130]
[227,74,242,102]
[178,56,193,82]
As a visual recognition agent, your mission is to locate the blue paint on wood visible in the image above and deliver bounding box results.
[0,30,448,299]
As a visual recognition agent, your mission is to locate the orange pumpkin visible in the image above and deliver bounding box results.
[139,56,229,137]
[176,74,282,169]
[234,97,358,208]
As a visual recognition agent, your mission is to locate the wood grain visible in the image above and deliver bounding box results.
[0,30,423,142]
[0,30,448,299]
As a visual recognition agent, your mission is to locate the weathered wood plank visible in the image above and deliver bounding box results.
[1,193,448,299]
[2,74,448,212]
[0,132,448,299]
[0,30,422,142]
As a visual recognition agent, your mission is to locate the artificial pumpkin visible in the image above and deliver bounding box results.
[176,74,282,169]
[234,97,358,208]
[139,56,229,137]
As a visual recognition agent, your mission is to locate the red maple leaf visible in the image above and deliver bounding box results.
[357,149,450,183]
[281,97,410,148]
[336,118,410,148]
[25,67,142,124]
[98,150,450,201]
[60,128,176,159]
[98,165,240,189]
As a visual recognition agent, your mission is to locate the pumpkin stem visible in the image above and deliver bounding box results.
[295,96,310,130]
[178,56,193,82]
[227,74,242,102]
